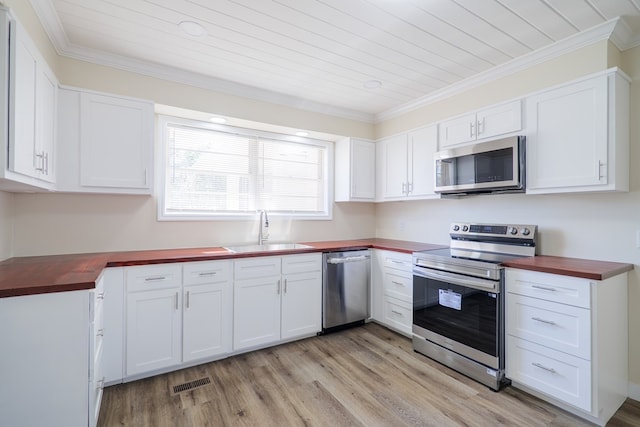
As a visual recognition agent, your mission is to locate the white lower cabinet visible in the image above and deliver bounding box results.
[125,264,183,377]
[233,253,322,351]
[0,290,93,426]
[505,268,628,426]
[371,250,413,336]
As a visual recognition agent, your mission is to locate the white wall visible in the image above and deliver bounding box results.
[0,191,13,260]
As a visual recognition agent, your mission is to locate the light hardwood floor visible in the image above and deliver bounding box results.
[98,323,640,426]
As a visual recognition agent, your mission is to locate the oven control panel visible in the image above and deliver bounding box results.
[450,223,537,240]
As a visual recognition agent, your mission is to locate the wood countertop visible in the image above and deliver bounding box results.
[0,239,633,297]
[503,255,634,281]
[0,239,445,298]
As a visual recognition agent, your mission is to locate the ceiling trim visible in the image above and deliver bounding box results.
[375,18,624,122]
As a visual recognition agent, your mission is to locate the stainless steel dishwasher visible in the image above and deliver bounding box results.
[322,250,370,333]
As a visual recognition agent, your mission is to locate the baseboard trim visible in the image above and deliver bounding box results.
[629,382,640,401]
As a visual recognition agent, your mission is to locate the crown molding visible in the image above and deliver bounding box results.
[375,18,625,122]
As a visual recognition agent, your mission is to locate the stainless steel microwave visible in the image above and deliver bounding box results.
[434,136,525,195]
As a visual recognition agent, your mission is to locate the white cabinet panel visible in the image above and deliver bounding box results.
[233,275,281,350]
[334,137,375,201]
[383,296,412,335]
[281,270,322,340]
[234,256,281,280]
[525,70,629,194]
[507,268,590,308]
[372,250,413,336]
[102,268,125,385]
[378,133,408,199]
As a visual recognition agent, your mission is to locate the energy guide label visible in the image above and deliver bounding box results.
[439,289,462,310]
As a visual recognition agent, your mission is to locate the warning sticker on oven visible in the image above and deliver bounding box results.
[439,289,462,310]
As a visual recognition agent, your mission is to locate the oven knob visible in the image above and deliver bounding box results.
[452,225,460,231]
[462,225,469,232]
[509,227,518,235]
[522,228,531,236]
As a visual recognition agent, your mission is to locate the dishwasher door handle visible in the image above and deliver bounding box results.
[326,255,369,264]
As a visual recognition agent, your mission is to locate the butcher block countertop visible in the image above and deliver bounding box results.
[502,255,634,281]
[0,239,633,297]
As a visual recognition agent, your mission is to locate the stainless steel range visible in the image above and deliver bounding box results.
[412,222,537,390]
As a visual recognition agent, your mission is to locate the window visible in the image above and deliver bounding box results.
[158,116,332,220]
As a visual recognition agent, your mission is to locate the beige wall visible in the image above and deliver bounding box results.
[0,191,12,260]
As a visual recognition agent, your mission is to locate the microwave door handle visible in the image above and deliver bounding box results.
[413,267,497,292]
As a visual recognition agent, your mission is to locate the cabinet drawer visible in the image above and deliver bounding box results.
[507,294,590,359]
[382,252,412,272]
[506,269,590,308]
[383,296,412,335]
[126,264,182,292]
[507,337,591,412]
[383,269,412,301]
[235,256,281,280]
[183,260,232,285]
[282,253,321,275]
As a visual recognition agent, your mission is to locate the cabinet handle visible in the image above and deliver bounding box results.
[532,362,557,374]
[97,329,104,337]
[186,291,190,309]
[277,279,281,294]
[96,292,105,300]
[391,281,405,287]
[477,118,485,135]
[145,276,166,281]
[469,122,475,138]
[35,152,45,172]
[531,317,556,325]
[391,310,403,316]
[401,182,407,194]
[598,161,605,180]
[531,284,556,292]
[198,271,216,276]
[175,292,179,310]
[44,152,49,175]
[144,168,148,186]
[407,182,413,194]
[284,279,288,294]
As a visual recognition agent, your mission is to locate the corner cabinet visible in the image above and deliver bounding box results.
[525,69,629,194]
[334,137,375,201]
[505,268,628,426]
[57,86,154,194]
[376,124,438,201]
[0,8,57,191]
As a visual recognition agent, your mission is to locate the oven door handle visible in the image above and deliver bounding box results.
[413,267,498,293]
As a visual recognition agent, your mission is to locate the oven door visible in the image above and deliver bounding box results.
[412,266,502,369]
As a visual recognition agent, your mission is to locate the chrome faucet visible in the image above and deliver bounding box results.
[258,210,269,245]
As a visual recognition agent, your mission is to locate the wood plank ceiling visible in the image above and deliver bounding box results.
[30,0,640,121]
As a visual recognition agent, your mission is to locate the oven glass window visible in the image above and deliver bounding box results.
[413,274,499,357]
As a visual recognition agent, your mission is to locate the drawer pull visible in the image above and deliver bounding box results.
[531,317,556,325]
[531,284,556,292]
[532,362,557,374]
[198,272,217,276]
[145,276,166,282]
[175,292,179,310]
[96,292,105,300]
[391,310,403,316]
[97,329,104,337]
[391,281,405,287]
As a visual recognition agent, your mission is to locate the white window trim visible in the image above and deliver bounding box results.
[156,115,334,221]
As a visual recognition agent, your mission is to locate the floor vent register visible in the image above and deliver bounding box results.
[171,376,212,395]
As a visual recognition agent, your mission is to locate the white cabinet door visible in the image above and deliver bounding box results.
[9,19,38,178]
[36,63,57,183]
[233,276,281,351]
[526,76,608,191]
[407,125,438,198]
[378,134,408,199]
[334,137,375,201]
[183,282,232,362]
[439,113,476,148]
[476,100,522,141]
[281,270,322,340]
[102,268,125,385]
[126,287,182,376]
[79,92,153,190]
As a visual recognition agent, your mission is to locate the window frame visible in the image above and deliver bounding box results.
[156,115,334,221]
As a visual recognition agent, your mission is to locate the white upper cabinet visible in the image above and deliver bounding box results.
[377,124,438,201]
[0,9,57,190]
[439,100,522,148]
[57,87,154,194]
[334,137,375,201]
[525,70,629,194]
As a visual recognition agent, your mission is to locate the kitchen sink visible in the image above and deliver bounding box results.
[223,243,314,253]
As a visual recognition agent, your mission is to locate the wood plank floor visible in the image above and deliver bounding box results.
[98,323,640,426]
